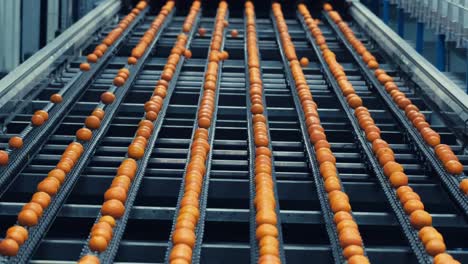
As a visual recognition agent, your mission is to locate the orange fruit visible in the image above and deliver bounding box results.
[0,238,19,256]
[78,255,100,264]
[22,202,44,218]
[169,243,193,262]
[80,63,91,71]
[403,199,424,215]
[31,192,51,209]
[342,245,364,259]
[172,227,196,247]
[0,150,9,166]
[18,209,39,226]
[459,179,468,194]
[8,136,23,149]
[6,226,28,245]
[76,127,93,141]
[383,161,404,177]
[433,253,454,264]
[89,235,108,252]
[389,171,408,188]
[444,160,463,175]
[101,92,115,104]
[31,114,45,126]
[300,57,309,67]
[50,93,63,103]
[85,116,101,130]
[256,224,278,239]
[104,186,127,203]
[409,210,432,229]
[99,215,116,228]
[425,239,446,256]
[101,199,125,219]
[348,255,370,264]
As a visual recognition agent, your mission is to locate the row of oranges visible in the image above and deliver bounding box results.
[0,0,173,259]
[182,1,201,33]
[168,2,228,264]
[77,2,197,264]
[80,0,148,72]
[324,4,468,194]
[0,1,149,166]
[308,3,460,263]
[0,142,84,256]
[246,2,282,263]
[290,3,370,264]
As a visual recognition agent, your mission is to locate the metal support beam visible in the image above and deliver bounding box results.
[436,34,446,71]
[0,1,21,75]
[382,0,389,24]
[397,8,404,37]
[466,49,468,93]
[416,22,424,53]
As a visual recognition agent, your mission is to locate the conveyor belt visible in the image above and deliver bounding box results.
[0,1,466,264]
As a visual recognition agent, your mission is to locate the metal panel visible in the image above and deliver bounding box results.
[0,0,21,74]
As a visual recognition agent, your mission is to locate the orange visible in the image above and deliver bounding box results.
[89,235,108,252]
[300,57,309,67]
[9,136,23,149]
[0,238,19,256]
[91,228,112,243]
[6,226,28,245]
[0,150,9,166]
[85,116,101,130]
[22,202,44,218]
[396,186,413,197]
[425,239,446,256]
[76,127,93,141]
[169,243,193,262]
[348,255,370,264]
[104,186,127,203]
[409,210,432,229]
[231,29,238,38]
[31,114,45,126]
[31,192,51,209]
[37,177,61,195]
[403,199,424,215]
[172,227,196,247]
[256,210,277,225]
[460,179,468,194]
[433,253,454,264]
[256,224,278,239]
[50,93,63,103]
[334,211,353,224]
[18,209,39,226]
[101,92,115,104]
[383,161,404,177]
[444,160,463,175]
[78,255,100,264]
[101,199,125,219]
[389,171,408,188]
[80,63,91,71]
[398,191,421,204]
[198,27,206,36]
[99,215,116,228]
[339,231,363,247]
[342,245,364,259]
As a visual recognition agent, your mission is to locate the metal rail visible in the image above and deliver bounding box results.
[0,9,175,264]
[295,10,433,264]
[245,9,287,264]
[322,10,468,219]
[163,9,229,264]
[0,7,149,198]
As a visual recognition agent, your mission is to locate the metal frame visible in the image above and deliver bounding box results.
[349,1,468,140]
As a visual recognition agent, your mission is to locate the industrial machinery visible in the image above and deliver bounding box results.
[0,0,466,263]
